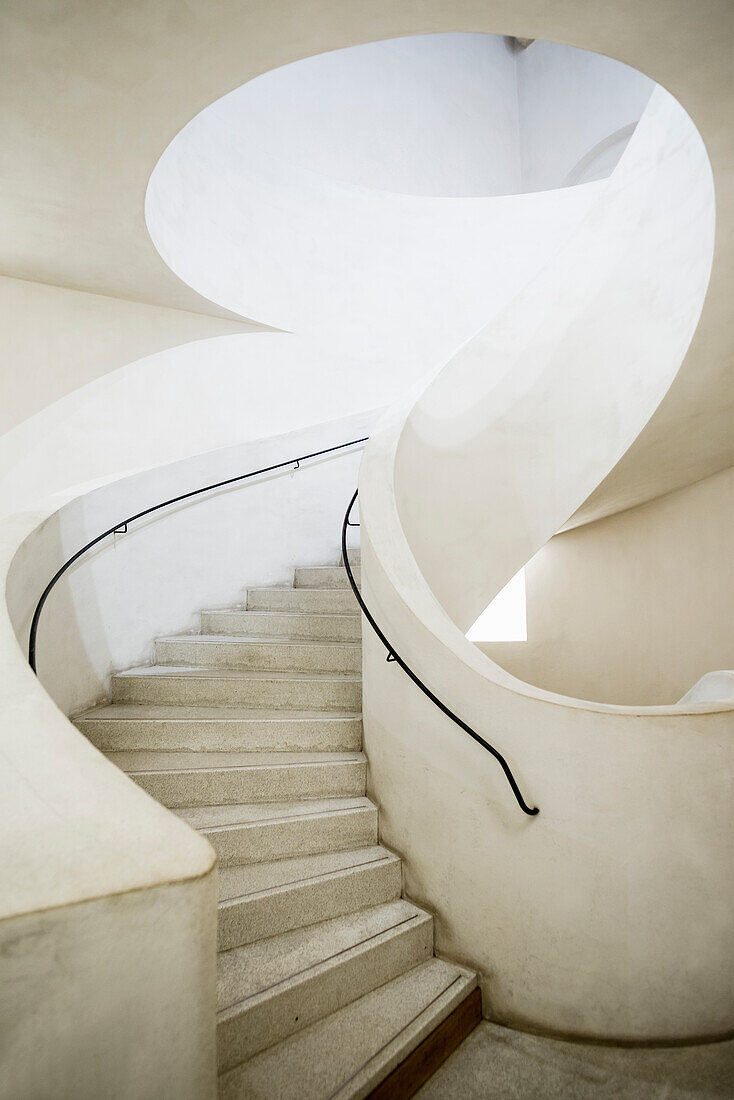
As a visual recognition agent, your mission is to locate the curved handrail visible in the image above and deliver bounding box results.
[28,436,368,674]
[341,488,539,817]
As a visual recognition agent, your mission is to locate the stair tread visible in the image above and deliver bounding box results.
[217,900,429,1014]
[114,665,361,682]
[219,958,476,1099]
[76,703,362,722]
[204,609,361,619]
[249,585,353,592]
[176,795,374,831]
[105,750,366,773]
[160,634,361,647]
[217,846,397,905]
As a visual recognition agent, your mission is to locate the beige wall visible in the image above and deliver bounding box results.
[0,274,254,435]
[481,464,734,705]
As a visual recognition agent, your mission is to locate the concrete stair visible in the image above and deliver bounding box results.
[107,749,367,806]
[175,795,378,866]
[76,704,363,752]
[112,666,362,710]
[217,846,402,950]
[246,586,357,614]
[201,608,363,642]
[155,635,362,673]
[74,557,478,1096]
[294,565,360,589]
[216,900,433,1072]
[219,958,477,1100]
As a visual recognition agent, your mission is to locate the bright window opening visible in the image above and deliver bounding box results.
[466,568,527,642]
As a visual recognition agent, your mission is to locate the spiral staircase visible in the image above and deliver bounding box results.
[1,6,734,1100]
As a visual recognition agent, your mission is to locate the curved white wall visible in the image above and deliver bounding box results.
[480,462,734,705]
[0,413,371,1096]
[145,33,651,364]
[517,40,653,191]
[357,86,733,1042]
[395,87,713,630]
[0,505,217,1098]
[3,36,649,519]
[227,34,522,197]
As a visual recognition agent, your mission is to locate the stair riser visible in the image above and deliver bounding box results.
[218,857,402,951]
[202,806,378,866]
[201,610,362,642]
[111,676,362,711]
[247,589,357,614]
[76,716,362,753]
[155,638,361,674]
[218,961,477,1100]
[130,760,366,808]
[294,567,361,589]
[217,916,433,1072]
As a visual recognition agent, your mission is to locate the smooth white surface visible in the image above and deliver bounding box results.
[224,34,522,197]
[679,671,734,705]
[0,274,254,437]
[395,87,714,630]
[146,113,601,373]
[517,41,652,191]
[0,506,217,1098]
[482,464,734,705]
[358,87,734,1041]
[0,333,375,518]
[3,1,734,517]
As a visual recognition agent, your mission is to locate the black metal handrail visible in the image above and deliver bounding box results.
[28,436,368,674]
[341,488,539,817]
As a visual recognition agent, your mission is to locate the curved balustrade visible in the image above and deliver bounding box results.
[356,86,734,1043]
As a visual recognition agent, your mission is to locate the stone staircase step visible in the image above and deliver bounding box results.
[217,845,402,951]
[201,609,361,642]
[294,566,360,589]
[84,555,477,1096]
[175,796,377,866]
[217,900,432,1073]
[111,666,361,710]
[218,958,477,1100]
[105,749,366,807]
[75,704,362,753]
[246,587,357,614]
[155,634,361,673]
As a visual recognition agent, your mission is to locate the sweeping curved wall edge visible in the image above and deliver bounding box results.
[357,86,734,1042]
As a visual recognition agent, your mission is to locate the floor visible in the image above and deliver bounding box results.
[416,1021,734,1099]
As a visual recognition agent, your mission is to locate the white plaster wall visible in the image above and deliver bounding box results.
[8,411,374,717]
[518,41,653,192]
[0,877,216,1100]
[480,463,734,705]
[356,88,733,1041]
[395,87,713,630]
[359,543,734,1042]
[0,333,379,518]
[230,34,521,197]
[0,274,254,436]
[146,116,601,373]
[0,507,217,1099]
[3,0,733,522]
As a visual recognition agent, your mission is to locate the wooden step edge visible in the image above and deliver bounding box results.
[366,985,482,1100]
